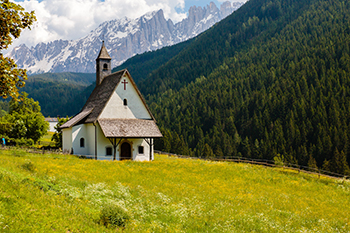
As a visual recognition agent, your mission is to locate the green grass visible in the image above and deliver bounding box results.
[0,148,349,232]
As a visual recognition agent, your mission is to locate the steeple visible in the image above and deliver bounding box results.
[96,41,112,86]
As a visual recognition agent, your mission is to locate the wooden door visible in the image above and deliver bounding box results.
[121,142,131,160]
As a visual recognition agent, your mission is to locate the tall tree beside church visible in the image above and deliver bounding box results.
[0,0,36,100]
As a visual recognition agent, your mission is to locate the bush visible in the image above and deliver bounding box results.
[21,160,36,172]
[15,138,34,147]
[99,203,130,228]
[273,154,285,166]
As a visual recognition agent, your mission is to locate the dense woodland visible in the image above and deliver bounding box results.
[137,0,350,175]
[21,72,95,116]
[15,0,350,175]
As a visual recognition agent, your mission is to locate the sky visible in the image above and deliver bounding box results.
[6,0,246,52]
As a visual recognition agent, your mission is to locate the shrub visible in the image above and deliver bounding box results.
[21,160,36,172]
[15,137,34,147]
[99,203,130,229]
[273,154,284,166]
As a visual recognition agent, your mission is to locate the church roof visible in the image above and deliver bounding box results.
[96,41,111,60]
[83,70,125,123]
[60,69,160,138]
[60,108,93,129]
[98,119,162,138]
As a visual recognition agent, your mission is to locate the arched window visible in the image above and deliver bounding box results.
[103,63,108,70]
[123,99,127,106]
[80,138,85,148]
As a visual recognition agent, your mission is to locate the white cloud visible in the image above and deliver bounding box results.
[7,0,187,51]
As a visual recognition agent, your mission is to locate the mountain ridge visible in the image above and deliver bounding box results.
[6,1,243,75]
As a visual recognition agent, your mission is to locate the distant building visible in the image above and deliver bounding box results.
[45,117,59,132]
[60,42,162,161]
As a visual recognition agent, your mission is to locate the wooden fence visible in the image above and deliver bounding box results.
[1,145,61,154]
[154,150,349,181]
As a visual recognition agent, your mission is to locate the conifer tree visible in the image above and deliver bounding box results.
[202,143,214,158]
[331,149,350,176]
[307,154,318,170]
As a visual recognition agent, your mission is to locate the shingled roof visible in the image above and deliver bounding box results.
[60,108,93,129]
[60,69,160,138]
[96,41,111,60]
[98,119,162,138]
[83,70,124,123]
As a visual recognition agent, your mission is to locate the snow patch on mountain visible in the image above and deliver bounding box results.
[6,1,244,74]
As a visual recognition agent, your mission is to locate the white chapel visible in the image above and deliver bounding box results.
[60,42,162,161]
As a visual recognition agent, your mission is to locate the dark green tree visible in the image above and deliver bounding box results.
[202,143,214,158]
[331,149,350,176]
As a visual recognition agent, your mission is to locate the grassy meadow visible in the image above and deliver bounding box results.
[0,148,349,232]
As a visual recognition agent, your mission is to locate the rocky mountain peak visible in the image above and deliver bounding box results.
[6,1,244,74]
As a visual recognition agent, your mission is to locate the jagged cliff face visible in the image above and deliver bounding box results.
[6,2,243,74]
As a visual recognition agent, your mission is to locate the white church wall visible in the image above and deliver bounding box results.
[96,124,114,161]
[65,124,153,161]
[86,124,95,156]
[62,128,72,153]
[72,124,91,155]
[99,74,152,120]
[132,138,151,161]
[99,89,135,119]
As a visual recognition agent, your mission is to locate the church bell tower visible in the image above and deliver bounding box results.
[96,41,112,86]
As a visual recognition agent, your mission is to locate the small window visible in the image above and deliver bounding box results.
[106,147,112,156]
[80,138,85,148]
[123,99,127,106]
[138,146,144,154]
[103,63,108,70]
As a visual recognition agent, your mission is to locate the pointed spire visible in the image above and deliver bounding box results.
[96,41,112,86]
[97,41,111,60]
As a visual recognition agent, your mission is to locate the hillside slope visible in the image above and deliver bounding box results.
[131,0,350,175]
[112,38,193,83]
[22,73,95,116]
[0,149,349,232]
